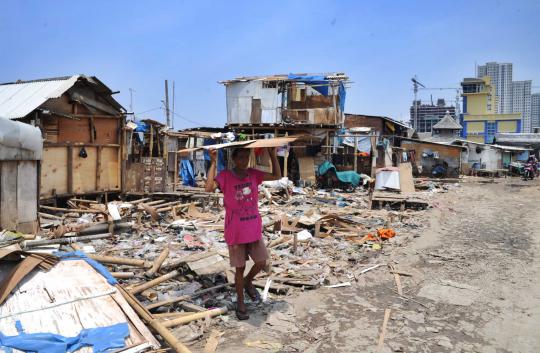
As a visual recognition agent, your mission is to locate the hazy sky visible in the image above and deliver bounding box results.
[1,0,539,128]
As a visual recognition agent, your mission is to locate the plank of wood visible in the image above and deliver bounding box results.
[377,308,391,353]
[40,147,68,198]
[398,162,415,193]
[203,330,223,353]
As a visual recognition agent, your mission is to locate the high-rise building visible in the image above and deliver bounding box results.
[532,93,540,130]
[460,76,521,143]
[512,80,532,132]
[477,62,513,114]
[409,98,456,133]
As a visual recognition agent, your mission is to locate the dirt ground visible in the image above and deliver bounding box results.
[191,177,540,353]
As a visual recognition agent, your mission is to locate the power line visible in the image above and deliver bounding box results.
[135,106,162,115]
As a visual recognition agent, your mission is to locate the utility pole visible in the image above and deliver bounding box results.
[164,80,171,128]
[129,88,135,121]
[172,81,175,130]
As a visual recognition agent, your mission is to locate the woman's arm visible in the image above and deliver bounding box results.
[205,149,219,192]
[264,147,283,181]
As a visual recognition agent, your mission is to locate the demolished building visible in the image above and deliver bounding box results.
[0,75,126,201]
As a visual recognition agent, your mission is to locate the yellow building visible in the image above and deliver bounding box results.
[460,77,522,143]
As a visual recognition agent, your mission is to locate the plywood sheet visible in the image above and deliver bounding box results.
[298,156,316,183]
[94,118,119,144]
[40,147,68,198]
[99,147,121,191]
[72,146,97,194]
[0,260,160,352]
[0,161,18,230]
[398,162,415,193]
[58,117,91,143]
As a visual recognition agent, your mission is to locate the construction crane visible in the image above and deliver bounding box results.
[411,76,425,129]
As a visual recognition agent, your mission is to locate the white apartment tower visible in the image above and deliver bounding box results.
[477,62,513,114]
[512,80,532,132]
[532,93,540,131]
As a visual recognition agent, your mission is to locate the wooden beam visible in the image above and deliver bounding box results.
[89,116,95,143]
[96,146,102,191]
[149,126,154,157]
[67,145,73,194]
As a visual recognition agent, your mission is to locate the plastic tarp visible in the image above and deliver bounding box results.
[342,135,371,154]
[180,159,196,187]
[318,161,362,187]
[287,75,346,111]
[0,321,129,353]
[54,251,117,285]
[287,74,329,96]
[0,118,42,160]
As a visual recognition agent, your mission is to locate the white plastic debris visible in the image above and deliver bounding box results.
[297,230,313,241]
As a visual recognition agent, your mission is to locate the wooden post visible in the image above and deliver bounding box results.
[96,146,102,191]
[353,136,358,172]
[116,285,192,353]
[377,309,391,353]
[149,126,154,157]
[145,247,170,277]
[89,254,152,268]
[89,117,95,143]
[67,145,73,194]
[161,307,228,328]
[130,270,181,294]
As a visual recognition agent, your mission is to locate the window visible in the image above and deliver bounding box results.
[485,121,496,143]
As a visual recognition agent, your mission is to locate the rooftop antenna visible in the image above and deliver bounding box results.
[411,75,425,130]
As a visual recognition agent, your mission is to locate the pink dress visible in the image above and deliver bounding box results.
[215,168,265,245]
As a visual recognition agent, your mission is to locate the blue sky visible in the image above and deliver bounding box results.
[1,0,539,128]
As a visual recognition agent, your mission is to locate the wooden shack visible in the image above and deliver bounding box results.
[0,119,42,233]
[400,138,464,177]
[0,75,125,201]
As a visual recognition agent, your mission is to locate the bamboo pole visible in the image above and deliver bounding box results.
[24,233,112,248]
[89,254,152,268]
[116,285,192,353]
[111,272,136,279]
[161,307,228,328]
[130,270,181,294]
[40,205,103,214]
[145,247,170,277]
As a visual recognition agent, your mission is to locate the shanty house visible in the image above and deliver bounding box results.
[220,73,348,126]
[399,138,464,177]
[0,75,125,200]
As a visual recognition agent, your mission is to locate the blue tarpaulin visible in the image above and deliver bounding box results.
[287,74,330,96]
[0,321,129,353]
[318,161,362,187]
[54,251,117,285]
[287,74,346,110]
[180,159,197,187]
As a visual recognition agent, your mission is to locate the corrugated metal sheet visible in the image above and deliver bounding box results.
[0,76,80,120]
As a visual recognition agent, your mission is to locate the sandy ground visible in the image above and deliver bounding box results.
[190,177,540,353]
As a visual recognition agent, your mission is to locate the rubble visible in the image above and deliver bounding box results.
[0,168,444,351]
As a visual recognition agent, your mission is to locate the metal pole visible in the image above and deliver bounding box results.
[172,81,175,130]
[165,80,171,128]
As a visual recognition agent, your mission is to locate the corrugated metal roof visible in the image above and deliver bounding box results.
[0,75,80,120]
